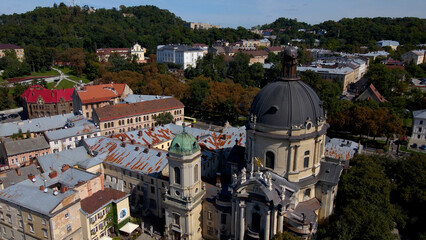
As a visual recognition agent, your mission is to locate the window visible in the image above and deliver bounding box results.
[123,181,127,188]
[19,220,23,228]
[28,213,32,221]
[207,211,212,220]
[419,127,422,132]
[421,120,424,124]
[151,186,155,194]
[173,213,180,226]
[304,151,310,168]
[43,229,48,238]
[67,224,72,232]
[6,214,11,223]
[265,151,275,169]
[174,167,181,184]
[221,214,227,225]
[42,218,46,225]
[90,215,97,224]
[194,164,199,182]
[304,188,311,198]
[65,213,69,219]
[29,223,34,233]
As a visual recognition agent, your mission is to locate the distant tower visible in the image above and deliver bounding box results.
[164,126,205,240]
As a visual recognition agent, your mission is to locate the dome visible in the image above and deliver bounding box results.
[249,80,325,130]
[169,127,201,156]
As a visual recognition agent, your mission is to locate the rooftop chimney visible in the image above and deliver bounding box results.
[135,147,139,151]
[131,139,136,144]
[16,168,21,176]
[157,152,161,157]
[49,171,57,179]
[61,165,70,172]
[60,186,69,193]
[121,142,126,147]
[40,185,45,191]
[143,148,149,153]
[137,130,143,137]
[28,174,36,182]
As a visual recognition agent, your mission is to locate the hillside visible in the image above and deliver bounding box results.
[0,4,259,53]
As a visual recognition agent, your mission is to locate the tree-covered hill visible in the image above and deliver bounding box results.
[0,3,259,53]
[259,17,426,49]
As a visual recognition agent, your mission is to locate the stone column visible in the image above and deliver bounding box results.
[278,207,284,233]
[185,213,190,237]
[264,207,271,240]
[271,208,277,236]
[239,201,246,240]
[287,145,293,173]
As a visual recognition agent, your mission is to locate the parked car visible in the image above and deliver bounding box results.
[419,145,426,150]
[411,143,418,148]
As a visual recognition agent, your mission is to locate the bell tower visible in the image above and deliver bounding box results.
[164,126,205,240]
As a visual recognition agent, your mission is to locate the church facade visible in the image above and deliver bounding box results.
[165,46,343,240]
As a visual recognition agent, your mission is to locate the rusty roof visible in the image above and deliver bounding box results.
[94,98,184,122]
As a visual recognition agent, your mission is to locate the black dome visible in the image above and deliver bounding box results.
[249,80,325,130]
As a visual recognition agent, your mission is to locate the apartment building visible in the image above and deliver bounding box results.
[0,44,24,61]
[21,85,74,119]
[92,97,184,136]
[72,83,133,120]
[80,188,130,240]
[0,137,51,169]
[96,43,146,63]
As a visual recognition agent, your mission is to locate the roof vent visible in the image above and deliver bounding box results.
[157,152,161,157]
[121,142,126,147]
[135,147,139,151]
[137,130,143,137]
[143,148,149,153]
[53,190,58,196]
[131,139,136,144]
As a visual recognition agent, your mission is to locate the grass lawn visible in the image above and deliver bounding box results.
[55,79,77,89]
[68,75,90,84]
[27,70,60,77]
[46,82,56,89]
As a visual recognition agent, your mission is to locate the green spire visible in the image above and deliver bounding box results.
[169,124,200,155]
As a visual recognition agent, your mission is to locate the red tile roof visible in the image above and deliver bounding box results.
[239,50,269,57]
[21,85,74,103]
[0,44,22,50]
[80,188,128,215]
[95,98,184,122]
[77,83,126,104]
[368,84,387,103]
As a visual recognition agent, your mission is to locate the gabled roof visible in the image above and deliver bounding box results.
[0,164,40,189]
[266,46,284,52]
[21,85,74,103]
[356,84,387,103]
[80,188,128,215]
[413,109,426,119]
[77,83,126,104]
[0,44,22,50]
[3,137,50,156]
[94,98,184,121]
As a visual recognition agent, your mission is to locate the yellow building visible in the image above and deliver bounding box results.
[0,44,24,61]
[80,188,130,240]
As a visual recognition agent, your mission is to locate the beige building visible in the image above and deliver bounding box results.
[0,44,24,61]
[185,22,220,30]
[401,50,425,65]
[80,188,130,240]
[297,66,355,92]
[0,172,86,240]
[92,97,184,136]
[96,43,146,63]
[72,83,133,120]
[0,137,51,169]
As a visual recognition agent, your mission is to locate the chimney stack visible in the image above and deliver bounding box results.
[49,171,57,179]
[61,165,70,172]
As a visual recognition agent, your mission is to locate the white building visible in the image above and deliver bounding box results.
[401,50,425,65]
[409,110,426,148]
[156,45,204,69]
[377,40,400,50]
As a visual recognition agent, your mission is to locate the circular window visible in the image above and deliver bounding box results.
[306,123,312,130]
[175,191,180,196]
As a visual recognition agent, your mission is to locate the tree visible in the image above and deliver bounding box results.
[228,52,251,86]
[153,112,174,126]
[188,77,210,107]
[272,231,299,240]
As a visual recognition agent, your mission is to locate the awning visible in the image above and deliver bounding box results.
[100,236,113,240]
[119,222,139,234]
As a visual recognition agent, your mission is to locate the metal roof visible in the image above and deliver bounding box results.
[122,94,172,104]
[84,137,169,176]
[37,147,103,172]
[0,113,76,137]
[0,164,40,189]
[413,109,426,119]
[44,122,100,141]
[0,169,96,216]
[4,137,50,156]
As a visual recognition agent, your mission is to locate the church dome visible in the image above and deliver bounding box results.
[169,127,200,155]
[249,46,325,130]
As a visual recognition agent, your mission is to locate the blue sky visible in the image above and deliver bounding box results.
[0,0,425,28]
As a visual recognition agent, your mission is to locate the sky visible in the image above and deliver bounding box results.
[0,0,425,28]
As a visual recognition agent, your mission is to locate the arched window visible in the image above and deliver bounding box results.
[194,164,199,182]
[104,123,107,129]
[265,151,275,169]
[174,167,181,184]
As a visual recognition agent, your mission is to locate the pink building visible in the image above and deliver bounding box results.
[0,137,50,168]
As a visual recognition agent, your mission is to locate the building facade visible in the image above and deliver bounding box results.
[21,85,74,119]
[409,109,426,148]
[96,43,146,63]
[92,97,184,136]
[0,137,51,168]
[0,44,24,61]
[72,83,133,120]
[401,50,425,65]
[156,45,204,69]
